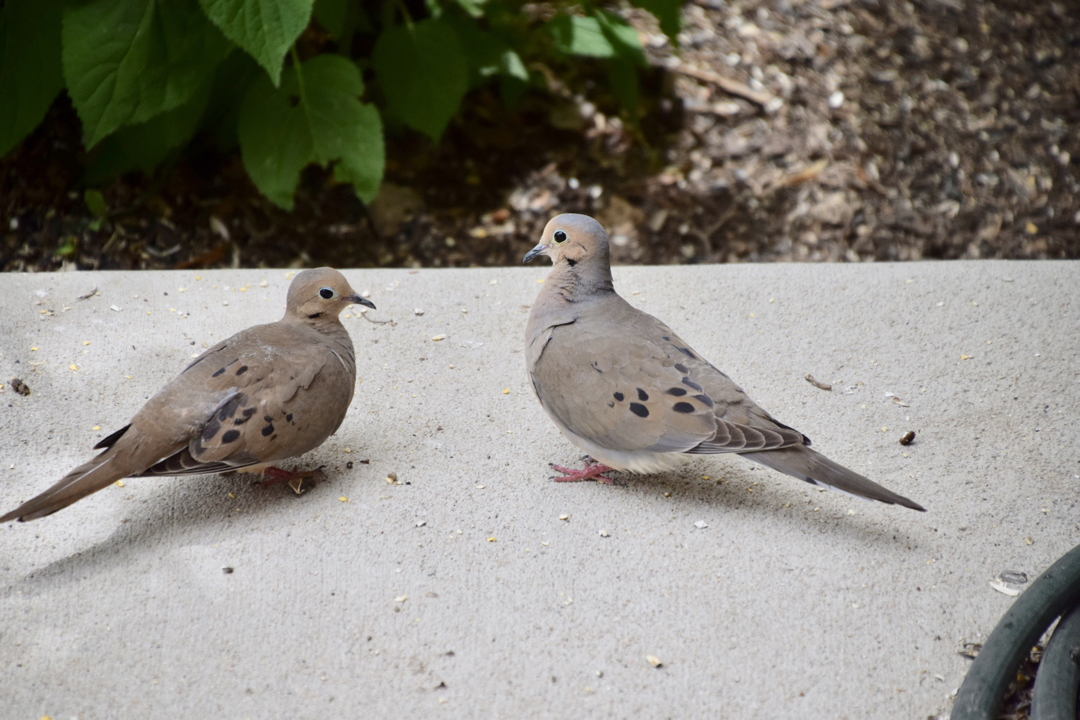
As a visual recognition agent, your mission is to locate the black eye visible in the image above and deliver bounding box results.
[553,230,567,244]
[319,287,334,299]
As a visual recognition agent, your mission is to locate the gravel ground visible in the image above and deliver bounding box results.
[2,0,1078,272]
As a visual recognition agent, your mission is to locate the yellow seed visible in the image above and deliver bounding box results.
[339,497,349,502]
[69,364,78,371]
[114,481,125,488]
[487,537,497,542]
[646,655,662,667]
[83,341,90,346]
[502,388,510,394]
[30,346,38,351]
[92,425,101,430]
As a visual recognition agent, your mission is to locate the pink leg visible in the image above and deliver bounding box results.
[550,459,617,485]
[258,466,322,494]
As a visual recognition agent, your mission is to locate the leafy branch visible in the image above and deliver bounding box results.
[0,0,682,210]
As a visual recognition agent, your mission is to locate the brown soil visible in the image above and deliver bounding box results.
[2,0,1078,273]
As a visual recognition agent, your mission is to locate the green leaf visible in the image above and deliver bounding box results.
[549,12,645,63]
[200,48,264,151]
[84,79,213,183]
[56,235,78,258]
[442,14,503,84]
[449,0,486,19]
[238,54,384,209]
[629,0,681,43]
[84,189,108,217]
[498,49,528,106]
[372,19,468,140]
[198,0,313,85]
[312,0,347,37]
[0,1,64,157]
[547,15,615,58]
[500,49,527,82]
[62,0,230,147]
[595,9,645,66]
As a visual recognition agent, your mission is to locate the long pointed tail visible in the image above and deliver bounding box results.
[0,453,128,522]
[744,446,925,511]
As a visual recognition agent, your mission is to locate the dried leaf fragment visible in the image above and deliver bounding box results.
[646,655,663,668]
[805,374,831,391]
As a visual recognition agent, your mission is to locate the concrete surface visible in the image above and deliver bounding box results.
[1,261,1077,719]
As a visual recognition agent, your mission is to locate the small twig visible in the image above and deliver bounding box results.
[77,286,99,301]
[667,62,776,107]
[805,374,832,391]
[358,310,394,326]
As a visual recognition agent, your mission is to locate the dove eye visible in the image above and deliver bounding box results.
[553,230,567,244]
[319,287,335,300]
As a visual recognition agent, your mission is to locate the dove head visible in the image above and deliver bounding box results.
[523,214,615,299]
[285,267,375,324]
[524,214,611,268]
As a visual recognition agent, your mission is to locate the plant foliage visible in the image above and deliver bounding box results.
[0,0,682,210]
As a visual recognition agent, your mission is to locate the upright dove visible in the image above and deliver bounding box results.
[1,267,375,523]
[523,214,924,511]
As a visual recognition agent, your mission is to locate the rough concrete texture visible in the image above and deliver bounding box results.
[1,261,1077,719]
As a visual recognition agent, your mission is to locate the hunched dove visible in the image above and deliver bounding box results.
[1,267,375,522]
[523,214,925,511]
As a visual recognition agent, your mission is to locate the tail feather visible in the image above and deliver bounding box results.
[0,453,127,522]
[744,446,925,512]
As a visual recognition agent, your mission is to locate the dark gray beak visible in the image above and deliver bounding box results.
[523,243,547,264]
[347,294,376,310]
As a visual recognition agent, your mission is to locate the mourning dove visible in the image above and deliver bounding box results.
[1,268,375,522]
[523,214,924,511]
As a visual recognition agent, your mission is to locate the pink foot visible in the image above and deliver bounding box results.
[258,465,323,495]
[550,461,617,485]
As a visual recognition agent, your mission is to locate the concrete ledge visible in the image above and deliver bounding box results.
[2,261,1078,718]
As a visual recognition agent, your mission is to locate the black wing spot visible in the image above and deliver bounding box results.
[263,415,274,423]
[261,423,275,437]
[212,367,226,378]
[591,361,602,374]
[629,403,649,418]
[674,363,688,374]
[667,387,687,396]
[673,402,695,414]
[636,388,649,401]
[607,401,615,408]
[662,336,671,341]
[221,430,241,444]
[678,347,696,359]
[613,392,624,402]
[235,365,249,376]
[242,407,257,418]
[693,394,715,408]
[682,377,703,392]
[286,413,293,423]
[201,418,221,442]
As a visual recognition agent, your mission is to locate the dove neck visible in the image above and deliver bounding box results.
[546,258,614,303]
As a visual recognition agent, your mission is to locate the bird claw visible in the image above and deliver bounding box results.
[259,465,324,495]
[550,461,617,485]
